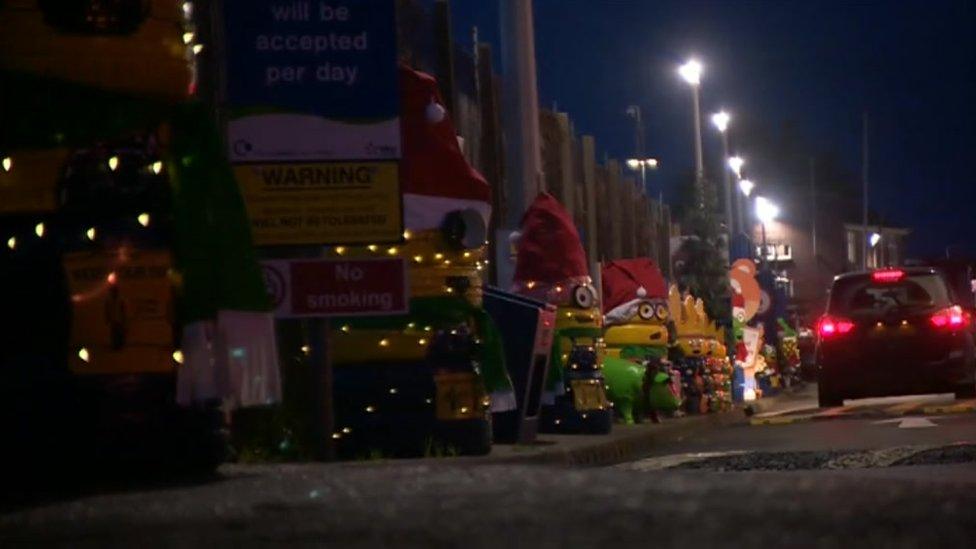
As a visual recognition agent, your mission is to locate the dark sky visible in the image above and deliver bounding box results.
[450,0,976,258]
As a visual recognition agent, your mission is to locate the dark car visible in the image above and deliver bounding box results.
[816,267,976,407]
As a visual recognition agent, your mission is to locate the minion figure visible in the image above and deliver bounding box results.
[512,193,611,434]
[600,259,671,423]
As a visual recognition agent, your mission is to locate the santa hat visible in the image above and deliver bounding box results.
[601,258,667,323]
[512,192,588,287]
[399,66,491,232]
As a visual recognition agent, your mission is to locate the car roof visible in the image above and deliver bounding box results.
[831,266,942,285]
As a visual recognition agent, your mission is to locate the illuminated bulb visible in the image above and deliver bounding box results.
[107,272,117,285]
[301,345,311,355]
[172,349,184,364]
[1,157,11,172]
[402,229,411,240]
[138,213,150,227]
[7,236,16,250]
[460,406,469,414]
[34,223,44,238]
[443,259,451,266]
[151,161,163,175]
[192,44,204,55]
[365,405,375,413]
[407,322,416,329]
[108,156,119,171]
[434,253,444,260]
[183,2,193,17]
[78,347,90,363]
[476,265,484,271]
[418,338,427,345]
[389,388,398,394]
[86,227,96,240]
[340,325,350,333]
[335,246,346,255]
[424,326,432,332]
[463,251,471,258]
[387,246,398,256]
[413,255,423,263]
[526,281,536,289]
[342,427,352,434]
[554,419,561,425]
[368,245,378,252]
[183,31,195,44]
[425,398,433,404]
[331,433,341,439]
[555,285,563,293]
[445,286,455,293]
[378,338,390,347]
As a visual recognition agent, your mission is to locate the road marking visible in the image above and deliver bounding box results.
[617,451,748,471]
[872,417,938,429]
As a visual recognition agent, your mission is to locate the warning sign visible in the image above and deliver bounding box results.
[63,249,176,375]
[234,161,402,246]
[261,257,407,317]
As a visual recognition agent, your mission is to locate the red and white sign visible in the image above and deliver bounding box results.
[261,258,408,318]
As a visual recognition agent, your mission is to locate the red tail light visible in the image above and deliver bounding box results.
[818,315,855,339]
[872,269,905,283]
[930,306,970,329]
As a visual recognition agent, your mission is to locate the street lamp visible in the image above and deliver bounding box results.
[679,59,705,208]
[869,232,881,247]
[711,110,735,244]
[755,195,779,262]
[728,156,744,178]
[626,158,659,197]
[739,178,755,197]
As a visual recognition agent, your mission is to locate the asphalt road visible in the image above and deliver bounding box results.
[3,388,976,548]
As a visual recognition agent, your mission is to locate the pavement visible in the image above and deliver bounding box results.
[6,384,976,547]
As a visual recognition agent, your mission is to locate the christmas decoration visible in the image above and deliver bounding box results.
[325,66,512,457]
[512,193,611,434]
[600,258,672,424]
[1,1,270,471]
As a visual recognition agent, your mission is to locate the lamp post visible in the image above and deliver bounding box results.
[728,155,745,239]
[625,157,659,196]
[755,195,779,264]
[679,59,704,209]
[711,111,734,255]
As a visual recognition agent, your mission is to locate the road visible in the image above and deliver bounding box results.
[3,386,976,548]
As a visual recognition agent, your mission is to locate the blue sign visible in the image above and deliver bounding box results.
[224,0,400,162]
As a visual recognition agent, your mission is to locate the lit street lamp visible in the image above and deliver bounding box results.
[755,195,779,262]
[728,156,744,178]
[626,158,659,197]
[739,178,755,197]
[679,59,705,208]
[711,110,735,245]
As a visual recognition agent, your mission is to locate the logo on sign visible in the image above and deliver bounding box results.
[262,263,287,309]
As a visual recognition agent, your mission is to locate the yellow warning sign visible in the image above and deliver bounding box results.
[63,249,176,375]
[233,161,403,246]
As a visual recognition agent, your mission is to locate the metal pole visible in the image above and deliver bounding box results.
[810,157,818,259]
[721,131,734,252]
[691,85,705,209]
[862,112,869,270]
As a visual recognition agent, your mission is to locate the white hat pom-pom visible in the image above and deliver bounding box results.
[637,286,647,298]
[426,100,446,124]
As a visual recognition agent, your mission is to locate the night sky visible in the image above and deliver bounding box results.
[450,0,976,258]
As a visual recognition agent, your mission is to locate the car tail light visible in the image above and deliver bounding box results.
[930,306,970,329]
[872,269,905,283]
[818,315,855,339]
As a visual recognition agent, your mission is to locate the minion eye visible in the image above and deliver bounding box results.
[638,303,655,320]
[655,304,669,321]
[572,285,594,308]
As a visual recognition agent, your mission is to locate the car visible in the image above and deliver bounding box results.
[816,267,976,407]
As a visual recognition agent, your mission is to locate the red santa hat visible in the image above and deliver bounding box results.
[512,193,589,290]
[601,258,667,324]
[399,66,491,231]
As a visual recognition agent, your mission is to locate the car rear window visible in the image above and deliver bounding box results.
[828,273,951,315]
